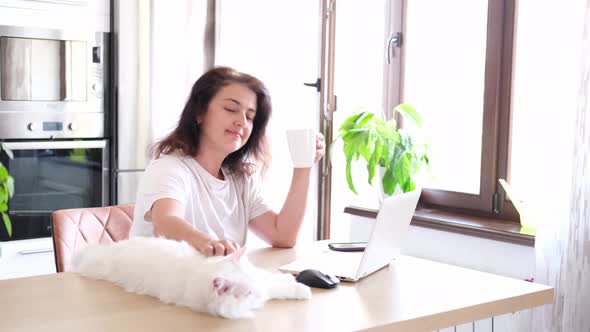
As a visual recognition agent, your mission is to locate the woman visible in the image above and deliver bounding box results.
[130,67,325,257]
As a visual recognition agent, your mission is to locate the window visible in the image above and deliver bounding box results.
[330,0,521,223]
[213,0,533,242]
[401,0,519,220]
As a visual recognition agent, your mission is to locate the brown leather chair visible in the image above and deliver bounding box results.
[51,205,134,272]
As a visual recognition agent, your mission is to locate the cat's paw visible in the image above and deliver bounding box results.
[213,277,252,299]
[294,283,312,300]
[217,308,255,320]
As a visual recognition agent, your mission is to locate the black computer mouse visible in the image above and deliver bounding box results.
[295,269,340,289]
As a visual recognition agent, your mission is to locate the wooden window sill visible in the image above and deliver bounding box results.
[343,206,535,247]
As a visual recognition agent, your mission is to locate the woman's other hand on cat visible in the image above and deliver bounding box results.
[198,239,241,256]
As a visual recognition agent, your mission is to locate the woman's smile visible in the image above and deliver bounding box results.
[226,129,242,139]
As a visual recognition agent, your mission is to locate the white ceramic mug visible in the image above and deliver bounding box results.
[286,128,316,168]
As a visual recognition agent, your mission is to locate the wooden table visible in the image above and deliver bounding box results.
[0,241,553,332]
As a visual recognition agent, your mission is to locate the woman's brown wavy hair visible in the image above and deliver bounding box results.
[151,66,272,175]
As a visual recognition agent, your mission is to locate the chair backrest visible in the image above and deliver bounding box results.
[51,205,134,272]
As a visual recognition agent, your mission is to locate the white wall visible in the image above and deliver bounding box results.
[349,215,535,279]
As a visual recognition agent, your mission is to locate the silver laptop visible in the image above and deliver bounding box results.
[279,189,421,282]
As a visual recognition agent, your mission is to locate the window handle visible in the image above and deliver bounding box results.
[303,78,321,92]
[386,32,403,64]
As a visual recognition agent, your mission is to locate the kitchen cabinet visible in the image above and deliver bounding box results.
[0,237,56,280]
[0,0,109,31]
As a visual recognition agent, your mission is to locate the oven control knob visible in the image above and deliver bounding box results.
[68,123,77,131]
[27,122,39,131]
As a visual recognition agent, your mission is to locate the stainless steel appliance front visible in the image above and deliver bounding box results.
[0,140,109,241]
[0,25,108,139]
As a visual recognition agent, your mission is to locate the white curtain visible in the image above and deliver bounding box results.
[531,2,590,331]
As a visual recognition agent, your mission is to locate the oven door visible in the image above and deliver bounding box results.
[0,140,109,241]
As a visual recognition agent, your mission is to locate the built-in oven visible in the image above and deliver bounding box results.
[0,140,109,241]
[0,25,111,241]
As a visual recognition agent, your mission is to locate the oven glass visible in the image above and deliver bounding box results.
[0,37,87,101]
[0,146,104,241]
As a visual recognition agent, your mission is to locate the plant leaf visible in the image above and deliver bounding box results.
[339,112,366,132]
[0,143,14,159]
[393,154,412,193]
[382,167,397,195]
[6,175,14,198]
[357,112,374,127]
[403,178,416,193]
[0,185,6,204]
[367,138,383,184]
[338,108,428,196]
[390,144,404,168]
[2,211,11,237]
[343,143,358,194]
[394,103,422,128]
[345,158,357,194]
[340,127,370,141]
[0,165,7,183]
[375,118,397,141]
[359,130,373,162]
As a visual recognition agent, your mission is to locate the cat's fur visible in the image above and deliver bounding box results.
[72,237,311,319]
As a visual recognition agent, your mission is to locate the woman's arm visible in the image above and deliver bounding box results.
[249,168,312,247]
[151,198,239,256]
[249,133,325,247]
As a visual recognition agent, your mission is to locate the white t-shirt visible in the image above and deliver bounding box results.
[130,153,271,246]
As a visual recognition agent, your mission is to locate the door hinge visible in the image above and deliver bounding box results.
[492,192,501,214]
[327,0,335,16]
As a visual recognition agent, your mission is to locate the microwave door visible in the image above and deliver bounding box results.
[1,38,87,102]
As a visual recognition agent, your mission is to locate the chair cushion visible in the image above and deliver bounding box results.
[51,205,134,272]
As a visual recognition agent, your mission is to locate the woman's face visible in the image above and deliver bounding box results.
[198,83,258,156]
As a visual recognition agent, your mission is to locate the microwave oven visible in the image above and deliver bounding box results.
[0,25,109,139]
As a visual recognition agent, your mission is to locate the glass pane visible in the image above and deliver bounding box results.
[216,0,320,245]
[69,41,87,101]
[8,148,103,212]
[509,0,581,220]
[1,147,103,240]
[330,0,389,241]
[31,39,65,101]
[0,38,87,101]
[404,0,488,194]
[0,37,32,100]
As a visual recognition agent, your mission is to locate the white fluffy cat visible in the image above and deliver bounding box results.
[72,237,311,319]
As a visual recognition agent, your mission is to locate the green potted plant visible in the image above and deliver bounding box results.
[337,103,429,198]
[0,143,15,238]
